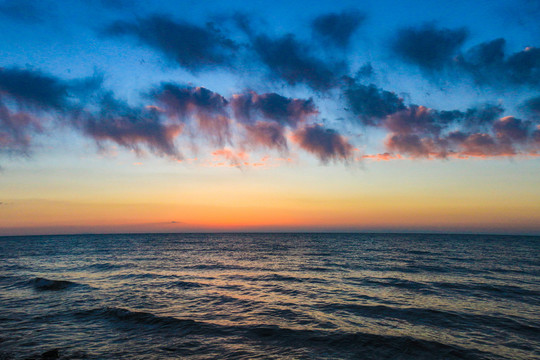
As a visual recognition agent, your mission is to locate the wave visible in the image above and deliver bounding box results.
[226,273,313,283]
[246,326,499,360]
[30,277,81,291]
[166,280,203,289]
[74,307,224,338]
[85,262,127,271]
[72,307,498,359]
[433,281,540,303]
[318,303,540,338]
[346,276,435,293]
[345,276,540,304]
[77,307,197,328]
[182,264,258,271]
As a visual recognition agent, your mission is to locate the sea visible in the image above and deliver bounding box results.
[0,233,538,359]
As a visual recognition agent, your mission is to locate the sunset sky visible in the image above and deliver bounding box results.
[1,0,540,235]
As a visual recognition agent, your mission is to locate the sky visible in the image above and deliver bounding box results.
[1,0,540,236]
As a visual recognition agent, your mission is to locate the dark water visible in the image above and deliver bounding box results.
[0,233,539,359]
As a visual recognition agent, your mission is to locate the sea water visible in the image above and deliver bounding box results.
[0,233,538,359]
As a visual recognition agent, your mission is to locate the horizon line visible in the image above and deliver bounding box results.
[1,230,539,238]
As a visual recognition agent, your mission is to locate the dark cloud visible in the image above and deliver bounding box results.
[312,10,365,48]
[104,15,237,71]
[458,38,505,84]
[432,103,505,130]
[0,68,105,158]
[151,83,231,145]
[493,116,530,141]
[0,0,45,23]
[457,42,540,87]
[505,47,540,86]
[385,130,521,159]
[0,68,184,160]
[343,81,406,124]
[243,121,288,151]
[81,93,182,158]
[383,106,444,136]
[293,124,354,163]
[0,67,69,110]
[522,95,540,115]
[533,126,540,145]
[153,83,228,117]
[340,85,539,159]
[392,23,468,70]
[252,34,342,90]
[339,77,539,158]
[392,27,540,88]
[231,91,317,128]
[465,38,506,66]
[449,132,515,157]
[384,113,538,159]
[355,63,375,79]
[462,103,505,127]
[385,133,441,158]
[0,99,42,155]
[342,81,508,135]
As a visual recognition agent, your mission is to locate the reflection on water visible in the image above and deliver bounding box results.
[0,233,538,359]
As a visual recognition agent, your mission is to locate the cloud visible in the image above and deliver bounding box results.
[390,24,540,88]
[210,148,249,167]
[151,83,231,145]
[0,67,70,110]
[383,105,445,136]
[458,38,506,83]
[231,91,317,128]
[457,42,540,87]
[493,116,530,141]
[343,81,406,124]
[243,121,288,151]
[312,10,365,48]
[384,114,538,159]
[385,133,441,158]
[504,47,540,85]
[341,80,539,159]
[461,103,505,128]
[292,124,354,163]
[81,93,182,158]
[392,23,468,70]
[522,95,540,116]
[0,99,42,155]
[448,132,516,157]
[0,0,45,23]
[104,15,237,71]
[252,33,342,90]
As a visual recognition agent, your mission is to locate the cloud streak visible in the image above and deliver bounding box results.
[392,23,468,71]
[151,83,231,146]
[312,10,365,48]
[342,79,540,158]
[292,124,354,163]
[81,93,182,158]
[252,34,343,90]
[391,23,540,88]
[0,67,70,110]
[104,15,237,71]
[231,91,317,127]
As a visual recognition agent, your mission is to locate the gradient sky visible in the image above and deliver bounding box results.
[1,0,540,235]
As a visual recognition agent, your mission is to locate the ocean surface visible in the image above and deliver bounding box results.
[0,233,538,359]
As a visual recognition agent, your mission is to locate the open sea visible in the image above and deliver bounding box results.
[0,233,538,359]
